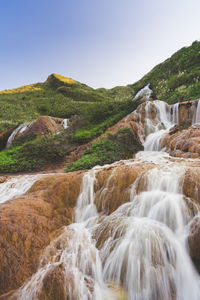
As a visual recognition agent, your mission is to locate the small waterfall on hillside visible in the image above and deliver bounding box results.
[14,155,200,300]
[61,118,69,130]
[134,84,153,101]
[6,122,32,148]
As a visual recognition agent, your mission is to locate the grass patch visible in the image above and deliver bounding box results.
[70,100,141,144]
[0,133,72,173]
[65,128,143,172]
[128,40,200,103]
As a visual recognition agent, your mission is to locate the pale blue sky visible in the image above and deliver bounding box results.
[0,0,200,90]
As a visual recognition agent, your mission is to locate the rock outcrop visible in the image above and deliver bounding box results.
[107,98,200,158]
[161,125,200,158]
[0,160,154,297]
[17,116,64,139]
[0,172,83,295]
[2,116,69,150]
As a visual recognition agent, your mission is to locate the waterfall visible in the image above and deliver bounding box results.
[143,100,174,151]
[196,100,200,124]
[14,154,200,300]
[17,223,110,300]
[15,168,115,300]
[75,168,99,223]
[6,122,31,148]
[192,100,200,125]
[0,175,41,204]
[61,118,69,130]
[134,84,153,101]
[171,102,179,124]
[98,164,200,300]
[6,98,200,300]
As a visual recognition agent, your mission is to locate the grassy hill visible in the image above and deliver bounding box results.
[0,40,200,173]
[0,73,112,132]
[128,40,200,104]
[1,40,200,131]
[97,40,200,104]
[0,73,139,173]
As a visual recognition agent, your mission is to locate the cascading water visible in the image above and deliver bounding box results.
[143,100,179,151]
[0,175,41,203]
[171,102,179,124]
[134,84,153,101]
[196,100,200,124]
[13,153,200,300]
[192,100,200,125]
[6,122,32,148]
[61,118,69,130]
[15,168,115,300]
[7,99,200,299]
[94,156,200,300]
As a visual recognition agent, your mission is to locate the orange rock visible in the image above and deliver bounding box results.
[0,172,83,295]
[17,116,63,141]
[162,126,200,158]
[95,162,154,214]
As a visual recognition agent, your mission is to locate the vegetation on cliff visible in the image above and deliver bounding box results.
[129,40,200,104]
[66,128,143,172]
[0,133,69,173]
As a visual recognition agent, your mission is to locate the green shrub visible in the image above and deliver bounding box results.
[65,128,143,172]
[0,134,68,173]
[70,100,141,144]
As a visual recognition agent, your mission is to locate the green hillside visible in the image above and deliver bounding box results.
[98,40,200,104]
[1,41,200,173]
[1,40,200,132]
[0,73,139,173]
[0,73,113,132]
[129,40,200,104]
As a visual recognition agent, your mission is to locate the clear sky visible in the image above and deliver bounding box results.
[1,0,200,90]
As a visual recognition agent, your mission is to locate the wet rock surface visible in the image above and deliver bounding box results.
[0,172,83,295]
